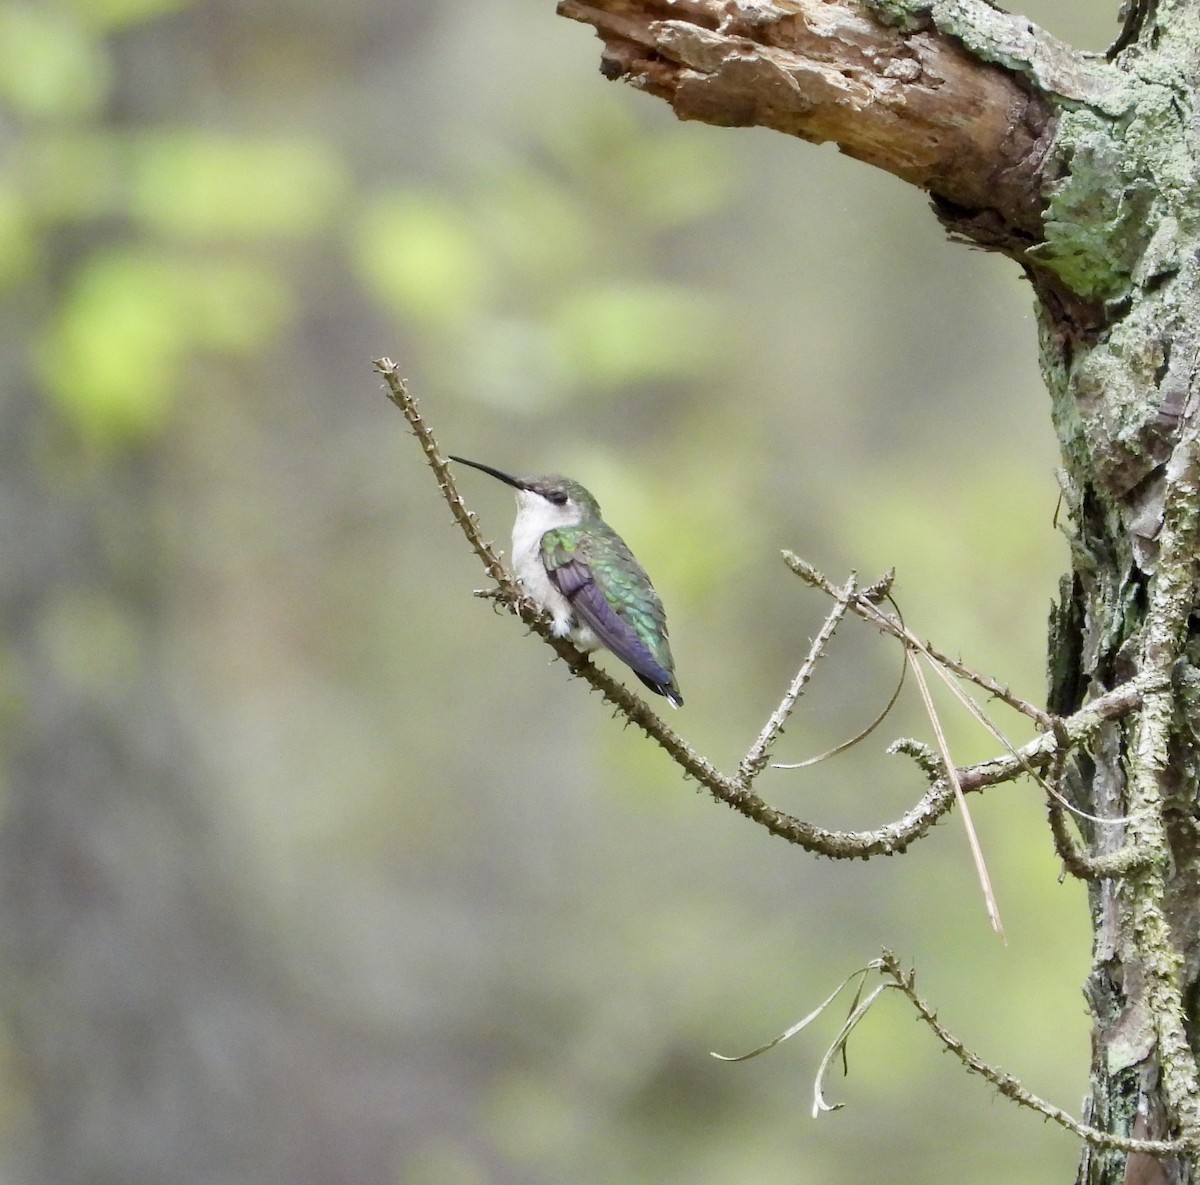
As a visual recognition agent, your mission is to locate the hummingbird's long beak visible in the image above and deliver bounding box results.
[448,455,526,490]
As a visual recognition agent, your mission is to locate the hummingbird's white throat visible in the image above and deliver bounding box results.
[509,488,598,649]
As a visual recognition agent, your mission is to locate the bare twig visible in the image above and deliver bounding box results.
[376,359,510,588]
[1046,719,1156,880]
[774,630,907,770]
[739,576,856,781]
[380,365,1149,870]
[920,650,1132,829]
[795,554,1159,881]
[878,951,1186,1158]
[712,950,1186,1156]
[784,553,1054,728]
[379,361,970,856]
[1047,802,1152,881]
[954,676,1155,794]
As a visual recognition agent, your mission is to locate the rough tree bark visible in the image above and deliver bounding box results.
[559,1,1200,1181]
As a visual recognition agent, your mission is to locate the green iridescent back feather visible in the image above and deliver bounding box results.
[540,522,675,677]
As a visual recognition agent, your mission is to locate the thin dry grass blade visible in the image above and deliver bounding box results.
[910,650,1005,941]
[710,963,880,1063]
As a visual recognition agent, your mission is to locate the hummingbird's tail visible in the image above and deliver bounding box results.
[637,673,683,709]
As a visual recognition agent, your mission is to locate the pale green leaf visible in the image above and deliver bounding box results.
[0,4,109,117]
[551,282,724,387]
[354,192,492,327]
[130,134,347,239]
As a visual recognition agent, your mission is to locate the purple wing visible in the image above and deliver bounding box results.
[547,558,674,689]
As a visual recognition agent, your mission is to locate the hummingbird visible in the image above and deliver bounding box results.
[449,456,683,708]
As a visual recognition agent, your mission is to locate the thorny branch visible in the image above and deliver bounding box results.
[878,952,1186,1158]
[738,575,857,782]
[378,359,1149,863]
[784,552,1054,727]
[380,360,1200,1151]
[714,952,1185,1157]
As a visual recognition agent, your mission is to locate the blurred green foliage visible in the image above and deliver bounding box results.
[40,249,294,442]
[130,134,347,238]
[354,99,732,409]
[0,4,110,117]
[1,0,1123,1183]
[9,2,346,447]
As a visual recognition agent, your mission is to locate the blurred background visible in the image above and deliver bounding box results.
[0,2,1122,1182]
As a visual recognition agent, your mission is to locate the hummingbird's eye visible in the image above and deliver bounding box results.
[548,490,568,506]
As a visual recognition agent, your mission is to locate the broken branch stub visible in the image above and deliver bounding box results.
[558,0,1053,248]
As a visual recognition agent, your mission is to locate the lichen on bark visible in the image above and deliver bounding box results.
[560,0,1200,1176]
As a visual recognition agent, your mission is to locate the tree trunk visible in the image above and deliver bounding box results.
[560,1,1200,1178]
